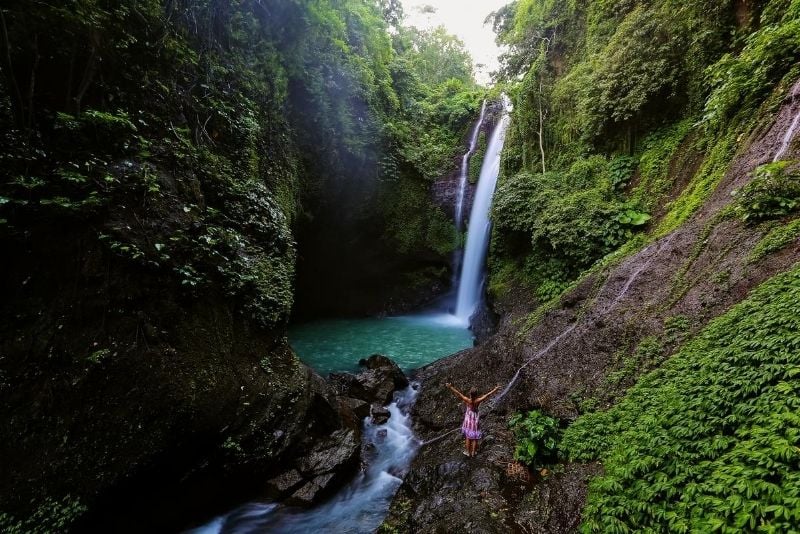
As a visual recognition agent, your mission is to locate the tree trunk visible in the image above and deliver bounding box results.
[26,33,39,131]
[0,9,25,129]
[74,45,98,113]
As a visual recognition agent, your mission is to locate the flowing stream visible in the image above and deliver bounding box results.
[187,315,470,534]
[190,387,419,534]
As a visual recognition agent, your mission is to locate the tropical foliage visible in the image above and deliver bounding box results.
[561,265,800,533]
[508,410,562,468]
[0,0,481,527]
[0,0,482,323]
[487,0,800,305]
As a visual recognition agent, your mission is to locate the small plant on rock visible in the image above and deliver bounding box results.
[508,410,562,468]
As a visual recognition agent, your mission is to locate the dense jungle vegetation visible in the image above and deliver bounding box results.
[0,0,482,327]
[3,0,800,531]
[492,0,800,531]
[488,0,800,302]
[0,1,483,531]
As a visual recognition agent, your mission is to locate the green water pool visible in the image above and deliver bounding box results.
[288,314,474,375]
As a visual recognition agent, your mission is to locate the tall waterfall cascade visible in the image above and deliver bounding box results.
[454,95,512,323]
[450,101,487,292]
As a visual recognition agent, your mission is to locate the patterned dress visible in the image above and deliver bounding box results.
[462,403,482,440]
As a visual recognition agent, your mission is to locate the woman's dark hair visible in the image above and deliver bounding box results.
[469,388,477,401]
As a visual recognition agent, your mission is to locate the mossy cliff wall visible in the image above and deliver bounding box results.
[0,1,479,530]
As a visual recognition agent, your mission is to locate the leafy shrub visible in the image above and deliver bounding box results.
[508,410,562,467]
[733,161,800,223]
[566,155,610,189]
[605,336,664,387]
[631,119,694,209]
[656,131,737,235]
[492,168,651,283]
[663,314,691,345]
[608,155,636,190]
[748,217,800,262]
[703,1,800,128]
[561,265,800,532]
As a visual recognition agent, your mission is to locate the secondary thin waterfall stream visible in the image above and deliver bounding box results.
[454,100,487,232]
[455,95,512,322]
[773,81,800,162]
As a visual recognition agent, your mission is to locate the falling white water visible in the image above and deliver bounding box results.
[773,83,800,162]
[188,386,420,534]
[454,100,487,232]
[773,110,800,162]
[454,96,512,322]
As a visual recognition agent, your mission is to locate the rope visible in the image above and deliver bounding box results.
[419,235,674,448]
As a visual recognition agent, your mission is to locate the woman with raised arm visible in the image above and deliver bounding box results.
[445,382,501,457]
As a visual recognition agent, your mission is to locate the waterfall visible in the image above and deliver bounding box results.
[454,100,487,232]
[454,96,512,323]
[450,101,487,292]
[773,82,800,162]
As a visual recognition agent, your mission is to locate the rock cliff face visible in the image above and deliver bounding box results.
[0,220,360,532]
[431,102,503,223]
[383,81,800,532]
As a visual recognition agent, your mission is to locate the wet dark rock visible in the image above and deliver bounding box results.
[470,299,498,344]
[297,429,360,479]
[361,354,409,386]
[340,396,370,420]
[370,404,391,425]
[329,372,363,397]
[271,428,361,508]
[330,355,408,405]
[286,473,334,507]
[512,463,603,534]
[265,469,304,498]
[359,354,396,370]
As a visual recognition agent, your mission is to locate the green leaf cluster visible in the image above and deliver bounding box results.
[748,218,800,263]
[487,0,800,305]
[703,0,800,128]
[508,410,562,468]
[560,265,800,532]
[0,0,485,325]
[491,161,651,288]
[0,495,87,534]
[733,161,800,223]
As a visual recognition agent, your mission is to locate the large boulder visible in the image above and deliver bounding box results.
[330,354,409,405]
[340,396,371,420]
[267,427,361,506]
[370,404,391,425]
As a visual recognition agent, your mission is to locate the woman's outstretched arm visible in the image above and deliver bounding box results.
[476,384,501,403]
[445,382,469,402]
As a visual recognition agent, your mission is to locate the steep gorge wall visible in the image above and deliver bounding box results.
[0,1,486,530]
[0,2,370,530]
